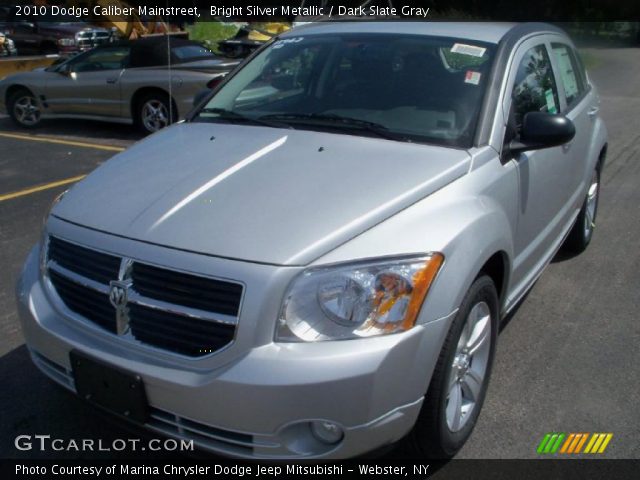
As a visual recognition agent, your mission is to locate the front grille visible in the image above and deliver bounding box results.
[147,407,255,455]
[129,304,235,357]
[49,236,120,284]
[132,263,243,316]
[46,237,241,357]
[49,270,116,333]
[76,31,111,49]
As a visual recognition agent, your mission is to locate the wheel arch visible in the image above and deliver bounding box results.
[598,143,608,171]
[477,250,510,310]
[428,202,514,322]
[5,84,33,105]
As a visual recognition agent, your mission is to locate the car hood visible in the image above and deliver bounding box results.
[53,123,470,265]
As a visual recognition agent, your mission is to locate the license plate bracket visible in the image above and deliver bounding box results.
[70,350,148,423]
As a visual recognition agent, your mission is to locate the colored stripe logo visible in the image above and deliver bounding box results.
[537,433,613,454]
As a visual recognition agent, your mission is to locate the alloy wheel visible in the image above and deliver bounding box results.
[13,95,41,126]
[584,170,599,238]
[446,301,492,432]
[141,99,169,132]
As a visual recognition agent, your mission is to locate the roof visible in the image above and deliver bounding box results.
[281,21,559,45]
[99,36,216,68]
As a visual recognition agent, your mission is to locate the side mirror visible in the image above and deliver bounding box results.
[509,112,576,156]
[57,63,72,76]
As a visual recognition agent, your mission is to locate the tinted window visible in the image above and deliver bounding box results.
[171,45,215,60]
[71,47,130,72]
[551,43,586,108]
[512,45,560,128]
[197,34,496,148]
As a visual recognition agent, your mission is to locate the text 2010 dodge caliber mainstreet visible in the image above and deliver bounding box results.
[16,22,607,459]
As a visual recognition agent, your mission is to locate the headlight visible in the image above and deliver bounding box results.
[276,253,444,342]
[44,190,67,224]
[40,190,67,272]
[57,38,76,47]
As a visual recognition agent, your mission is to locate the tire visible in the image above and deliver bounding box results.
[407,275,499,458]
[563,166,600,254]
[7,88,42,128]
[135,92,176,135]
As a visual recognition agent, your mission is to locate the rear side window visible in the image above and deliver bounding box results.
[512,45,560,129]
[551,43,586,108]
[171,45,215,61]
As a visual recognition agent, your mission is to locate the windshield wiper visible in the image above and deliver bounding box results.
[259,113,412,142]
[196,108,292,129]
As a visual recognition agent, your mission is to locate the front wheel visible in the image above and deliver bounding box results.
[407,275,499,458]
[564,166,600,253]
[8,89,42,128]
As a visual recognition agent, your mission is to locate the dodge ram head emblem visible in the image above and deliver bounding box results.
[109,280,131,335]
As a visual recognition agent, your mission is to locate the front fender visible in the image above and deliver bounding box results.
[1,73,46,103]
[314,177,516,325]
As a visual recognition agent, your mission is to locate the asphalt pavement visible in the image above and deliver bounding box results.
[0,47,638,463]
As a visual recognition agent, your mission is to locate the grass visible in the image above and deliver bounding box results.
[186,21,239,52]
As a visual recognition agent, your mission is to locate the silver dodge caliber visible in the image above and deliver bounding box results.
[16,22,607,459]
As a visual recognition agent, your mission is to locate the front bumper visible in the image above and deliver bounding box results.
[16,238,453,459]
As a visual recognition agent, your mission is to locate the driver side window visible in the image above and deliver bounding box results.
[511,45,560,131]
[71,47,130,73]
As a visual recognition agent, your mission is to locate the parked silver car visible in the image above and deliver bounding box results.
[0,36,240,133]
[16,22,607,459]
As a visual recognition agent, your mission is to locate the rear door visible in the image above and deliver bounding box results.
[44,46,129,117]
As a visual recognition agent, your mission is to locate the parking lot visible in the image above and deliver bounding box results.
[0,47,638,463]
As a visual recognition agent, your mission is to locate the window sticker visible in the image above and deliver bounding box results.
[545,89,558,114]
[464,70,482,85]
[451,43,487,57]
[272,37,304,49]
[554,46,579,99]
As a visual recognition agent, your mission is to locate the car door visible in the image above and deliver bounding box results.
[44,46,129,117]
[502,37,575,289]
[548,37,598,202]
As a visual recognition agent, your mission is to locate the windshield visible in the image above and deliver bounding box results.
[194,33,495,148]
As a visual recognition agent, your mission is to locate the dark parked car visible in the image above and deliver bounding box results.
[0,6,111,55]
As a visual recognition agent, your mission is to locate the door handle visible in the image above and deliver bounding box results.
[106,78,118,84]
[587,107,599,117]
